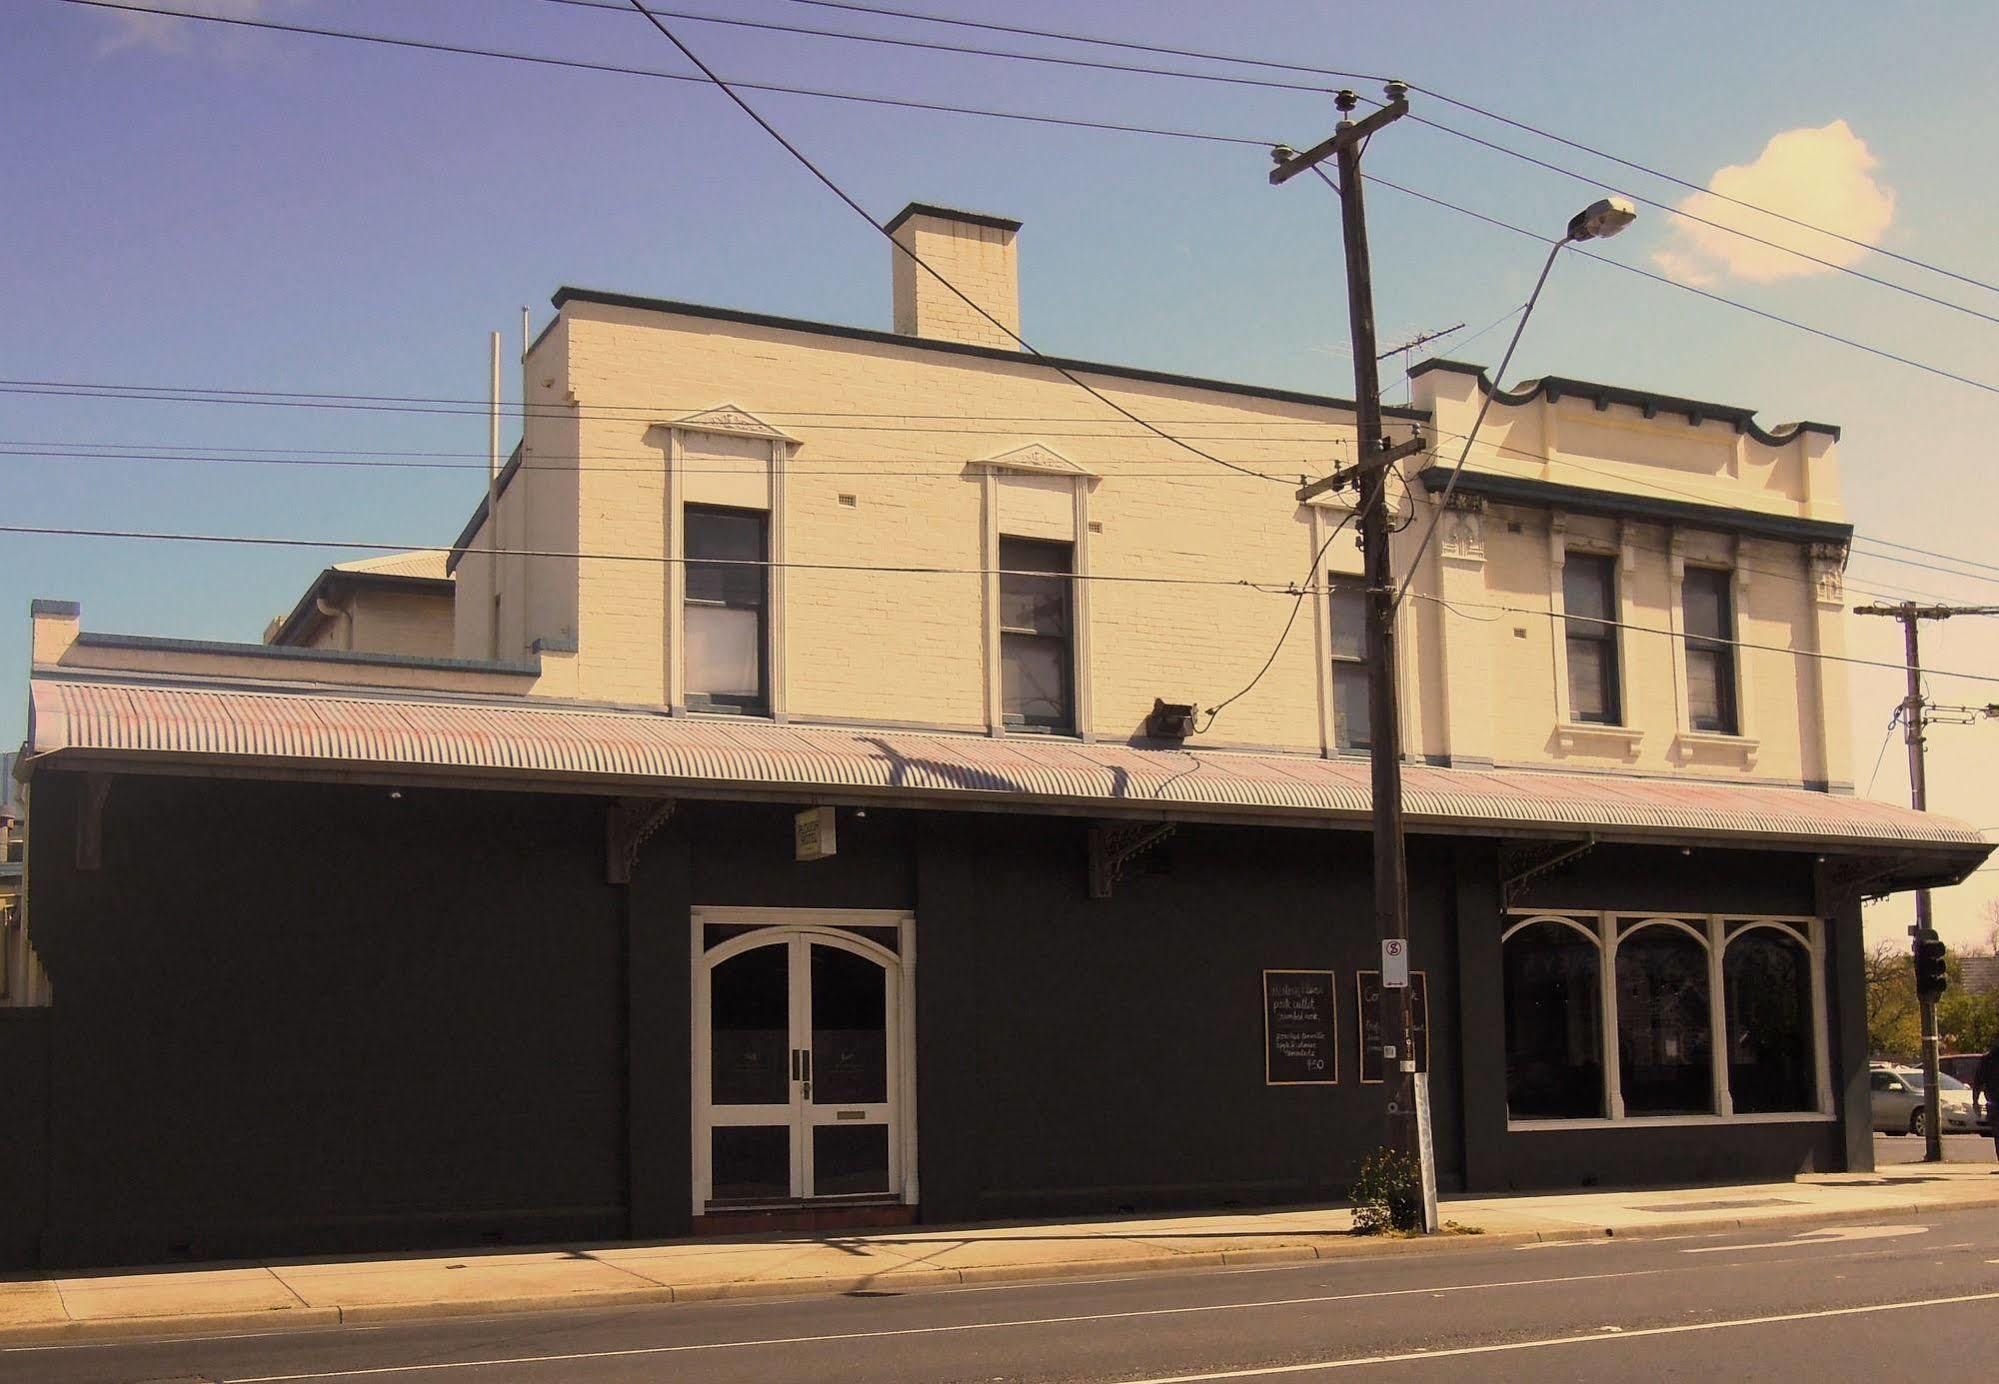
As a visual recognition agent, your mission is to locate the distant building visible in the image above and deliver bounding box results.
[1960,955,1999,996]
[8,203,1988,1268]
[264,548,454,656]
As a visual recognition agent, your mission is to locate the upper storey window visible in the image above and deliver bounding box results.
[1327,577,1371,751]
[685,505,769,714]
[998,536,1074,732]
[1563,553,1621,725]
[1682,566,1738,734]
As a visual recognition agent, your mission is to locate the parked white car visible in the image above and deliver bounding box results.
[1869,1063,1987,1136]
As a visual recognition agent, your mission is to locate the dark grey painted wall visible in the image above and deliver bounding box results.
[0,1010,49,1266]
[26,772,628,1266]
[7,770,1871,1267]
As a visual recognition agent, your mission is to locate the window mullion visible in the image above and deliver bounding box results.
[1708,915,1732,1117]
[1600,912,1624,1121]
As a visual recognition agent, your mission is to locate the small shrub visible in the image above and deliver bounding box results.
[1349,1146,1422,1235]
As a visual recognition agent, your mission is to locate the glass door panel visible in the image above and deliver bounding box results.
[711,943,790,1106]
[805,940,893,1198]
[811,943,888,1105]
[707,941,796,1203]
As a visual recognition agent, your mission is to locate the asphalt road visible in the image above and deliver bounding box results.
[12,1203,1999,1384]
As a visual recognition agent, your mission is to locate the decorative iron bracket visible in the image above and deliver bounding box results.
[607,797,678,884]
[1818,852,1919,911]
[1088,821,1176,899]
[1500,835,1595,910]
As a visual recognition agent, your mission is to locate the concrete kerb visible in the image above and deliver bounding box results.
[4,1188,1994,1348]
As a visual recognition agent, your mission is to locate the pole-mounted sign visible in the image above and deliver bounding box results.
[1381,938,1409,989]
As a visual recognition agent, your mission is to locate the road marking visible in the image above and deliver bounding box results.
[216,1267,1679,1381]
[1115,1289,1999,1382]
[1682,1224,1927,1253]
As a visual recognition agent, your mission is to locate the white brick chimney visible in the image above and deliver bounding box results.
[888,202,1022,350]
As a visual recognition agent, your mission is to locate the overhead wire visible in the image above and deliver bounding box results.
[47,4,1999,400]
[764,0,1999,297]
[0,522,1308,595]
[1401,591,1999,688]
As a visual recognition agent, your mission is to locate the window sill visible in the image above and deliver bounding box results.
[1553,722,1644,761]
[1671,730,1760,770]
[1507,1111,1832,1132]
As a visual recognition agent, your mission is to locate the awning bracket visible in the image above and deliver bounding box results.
[1500,835,1595,910]
[607,797,678,885]
[1089,821,1176,899]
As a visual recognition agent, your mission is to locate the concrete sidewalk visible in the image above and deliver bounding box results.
[6,1162,1997,1345]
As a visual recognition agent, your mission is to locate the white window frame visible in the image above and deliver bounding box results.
[974,444,1095,739]
[661,407,796,720]
[1502,908,1832,1131]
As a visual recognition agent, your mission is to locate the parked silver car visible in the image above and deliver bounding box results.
[1869,1063,1987,1136]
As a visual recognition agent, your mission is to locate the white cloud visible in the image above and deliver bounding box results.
[95,0,291,58]
[1651,120,1895,285]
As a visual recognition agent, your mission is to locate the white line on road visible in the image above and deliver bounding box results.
[1115,1290,1999,1382]
[216,1267,1677,1381]
[1682,1224,1927,1253]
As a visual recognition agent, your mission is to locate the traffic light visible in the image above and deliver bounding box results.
[1914,929,1948,998]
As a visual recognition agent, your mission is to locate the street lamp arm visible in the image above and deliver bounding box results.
[1388,233,1569,611]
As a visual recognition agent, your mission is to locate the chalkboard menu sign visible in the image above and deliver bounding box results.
[1357,970,1429,1084]
[1263,969,1338,1085]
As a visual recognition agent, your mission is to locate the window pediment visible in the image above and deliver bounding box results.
[971,442,1095,479]
[662,404,797,444]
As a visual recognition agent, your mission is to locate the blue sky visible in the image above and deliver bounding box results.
[7,0,1999,943]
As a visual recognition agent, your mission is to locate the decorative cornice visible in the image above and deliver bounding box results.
[1409,358,1839,446]
[1415,466,1854,548]
[662,403,798,443]
[974,442,1095,478]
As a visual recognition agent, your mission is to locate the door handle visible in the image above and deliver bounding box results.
[790,1049,800,1082]
[801,1048,811,1100]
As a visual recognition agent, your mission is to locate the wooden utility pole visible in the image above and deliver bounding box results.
[1853,601,1999,1161]
[1272,84,1432,1215]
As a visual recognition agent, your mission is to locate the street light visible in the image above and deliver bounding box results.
[1567,196,1639,243]
[1390,196,1640,606]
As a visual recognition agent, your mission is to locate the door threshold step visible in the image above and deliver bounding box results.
[693,1202,918,1236]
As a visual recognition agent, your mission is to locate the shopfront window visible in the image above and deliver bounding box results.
[1503,919,1605,1120]
[1502,911,1824,1125]
[1724,927,1817,1114]
[1616,923,1713,1116]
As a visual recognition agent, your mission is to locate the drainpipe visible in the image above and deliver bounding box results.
[314,596,350,652]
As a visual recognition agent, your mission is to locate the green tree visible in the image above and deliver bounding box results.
[1865,940,1920,1061]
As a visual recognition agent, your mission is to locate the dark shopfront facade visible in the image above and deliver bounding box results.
[8,731,1978,1270]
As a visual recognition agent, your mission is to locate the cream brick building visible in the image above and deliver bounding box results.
[431,202,1851,796]
[12,203,1986,1264]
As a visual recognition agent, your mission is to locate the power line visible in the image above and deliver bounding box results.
[1404,591,1999,688]
[0,522,1308,594]
[3,520,1967,688]
[1365,175,1999,398]
[53,1,1272,150]
[613,0,1290,487]
[767,0,1999,297]
[0,446,1304,480]
[1402,113,1999,330]
[49,5,1999,402]
[537,0,1371,95]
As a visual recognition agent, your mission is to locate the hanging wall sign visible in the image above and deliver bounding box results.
[794,806,838,861]
[1357,969,1430,1084]
[1263,969,1338,1085]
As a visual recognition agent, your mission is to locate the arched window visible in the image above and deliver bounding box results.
[1503,919,1604,1120]
[1724,927,1816,1114]
[1616,923,1712,1116]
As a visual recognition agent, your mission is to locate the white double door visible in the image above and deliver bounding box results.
[694,917,911,1209]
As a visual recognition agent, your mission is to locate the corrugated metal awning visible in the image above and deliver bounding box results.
[24,673,1989,855]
